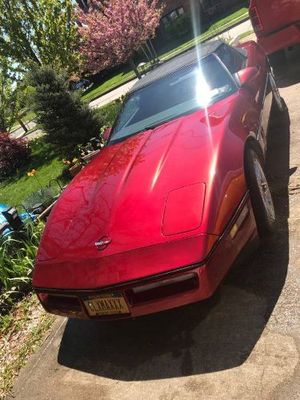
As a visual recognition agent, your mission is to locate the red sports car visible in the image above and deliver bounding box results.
[249,0,300,55]
[33,40,284,320]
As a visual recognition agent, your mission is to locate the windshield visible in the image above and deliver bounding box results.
[110,54,236,142]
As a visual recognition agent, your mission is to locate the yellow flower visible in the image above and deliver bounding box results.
[63,159,72,165]
[27,168,37,177]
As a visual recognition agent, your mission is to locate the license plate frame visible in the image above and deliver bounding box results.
[83,293,130,316]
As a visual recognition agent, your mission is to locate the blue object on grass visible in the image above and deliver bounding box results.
[0,203,35,238]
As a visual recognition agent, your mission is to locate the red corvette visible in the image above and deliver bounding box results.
[249,0,300,55]
[33,40,284,320]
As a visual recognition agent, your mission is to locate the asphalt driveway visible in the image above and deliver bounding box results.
[8,47,300,400]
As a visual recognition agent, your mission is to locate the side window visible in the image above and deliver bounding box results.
[216,44,246,74]
[232,48,247,72]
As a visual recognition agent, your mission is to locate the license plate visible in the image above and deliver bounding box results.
[83,293,129,316]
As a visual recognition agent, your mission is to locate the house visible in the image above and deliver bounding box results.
[154,0,248,49]
[159,0,248,32]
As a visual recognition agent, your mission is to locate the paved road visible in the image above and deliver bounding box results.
[10,122,44,141]
[218,18,252,43]
[8,47,300,400]
[89,78,138,109]
[10,121,36,140]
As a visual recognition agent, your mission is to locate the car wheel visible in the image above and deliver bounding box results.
[245,149,276,238]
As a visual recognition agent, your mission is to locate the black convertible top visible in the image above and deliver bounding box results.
[130,40,223,93]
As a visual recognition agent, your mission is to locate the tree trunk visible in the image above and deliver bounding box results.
[17,118,28,133]
[145,41,156,64]
[141,45,152,64]
[147,39,159,62]
[129,57,141,80]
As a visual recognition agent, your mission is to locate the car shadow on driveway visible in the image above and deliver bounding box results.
[57,105,290,381]
[272,45,300,88]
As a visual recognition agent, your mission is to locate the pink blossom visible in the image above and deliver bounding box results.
[77,0,162,74]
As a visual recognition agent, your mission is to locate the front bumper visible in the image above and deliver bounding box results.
[35,196,257,320]
[258,23,300,55]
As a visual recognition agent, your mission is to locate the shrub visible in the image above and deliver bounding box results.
[93,99,122,128]
[0,134,31,180]
[0,222,44,311]
[27,66,102,153]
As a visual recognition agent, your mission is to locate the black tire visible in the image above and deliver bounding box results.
[245,148,276,238]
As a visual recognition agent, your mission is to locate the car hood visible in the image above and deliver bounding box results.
[36,94,245,267]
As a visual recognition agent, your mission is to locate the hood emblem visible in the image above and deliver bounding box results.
[95,236,112,251]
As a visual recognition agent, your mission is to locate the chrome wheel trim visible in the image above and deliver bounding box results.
[270,74,283,112]
[274,88,284,112]
[253,158,276,223]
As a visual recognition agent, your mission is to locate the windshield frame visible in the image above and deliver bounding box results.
[108,53,238,145]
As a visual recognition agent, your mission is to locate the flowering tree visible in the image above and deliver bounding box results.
[77,0,162,77]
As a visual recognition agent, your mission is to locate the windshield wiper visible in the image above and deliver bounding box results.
[109,111,194,145]
[140,123,162,132]
[136,117,176,135]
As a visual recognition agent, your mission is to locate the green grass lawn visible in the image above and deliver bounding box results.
[82,70,136,103]
[0,140,64,206]
[82,7,249,103]
[1,100,121,206]
[21,110,35,123]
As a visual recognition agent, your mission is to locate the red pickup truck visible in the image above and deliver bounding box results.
[249,0,300,55]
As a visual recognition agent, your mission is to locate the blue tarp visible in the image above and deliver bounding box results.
[0,204,34,238]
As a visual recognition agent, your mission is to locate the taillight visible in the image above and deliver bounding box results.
[249,6,263,33]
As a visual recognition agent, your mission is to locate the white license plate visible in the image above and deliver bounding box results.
[84,293,129,316]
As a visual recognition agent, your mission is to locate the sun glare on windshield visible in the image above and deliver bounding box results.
[196,68,212,107]
[189,0,215,176]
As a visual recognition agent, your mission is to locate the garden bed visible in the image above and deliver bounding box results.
[0,221,56,398]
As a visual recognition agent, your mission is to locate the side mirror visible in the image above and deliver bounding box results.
[235,67,258,88]
[103,127,112,141]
